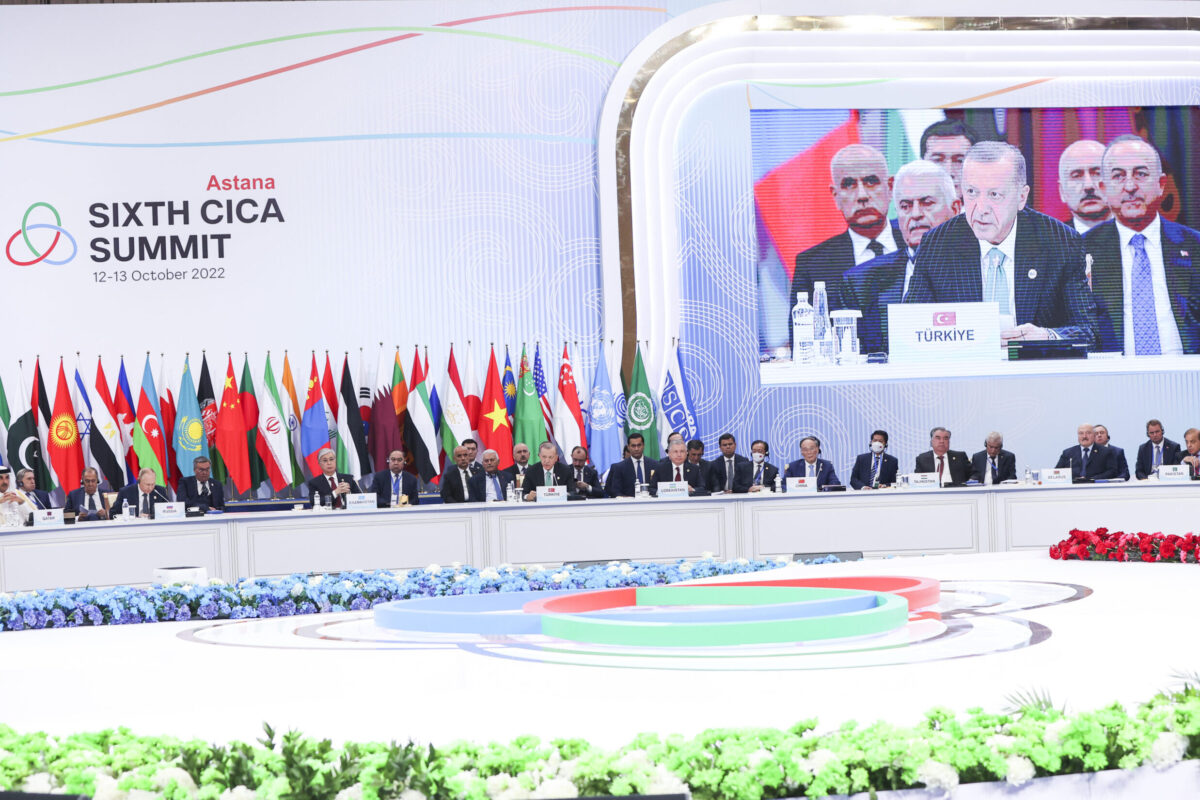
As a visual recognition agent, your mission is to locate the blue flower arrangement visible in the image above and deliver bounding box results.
[0,556,815,632]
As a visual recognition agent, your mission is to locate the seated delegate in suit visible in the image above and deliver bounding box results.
[784,436,841,489]
[1180,428,1200,478]
[306,447,360,508]
[64,467,111,522]
[1055,424,1117,481]
[685,439,710,487]
[1092,424,1129,481]
[468,449,514,502]
[904,141,1098,348]
[502,443,533,486]
[968,432,1017,485]
[522,442,574,501]
[790,143,903,319]
[1135,418,1183,479]
[914,427,970,487]
[849,429,899,489]
[440,445,475,504]
[568,446,606,499]
[707,433,751,494]
[0,466,38,523]
[113,468,170,518]
[838,161,960,354]
[370,449,420,507]
[605,433,650,498]
[648,440,708,497]
[15,469,53,511]
[178,456,225,511]
[746,440,779,492]
[1083,135,1200,355]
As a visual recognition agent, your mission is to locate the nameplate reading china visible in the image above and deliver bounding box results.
[346,493,377,509]
[657,481,690,499]
[33,508,64,527]
[1158,464,1190,483]
[155,502,184,521]
[786,477,817,493]
[1041,468,1072,486]
[887,302,1000,363]
[536,486,568,504]
[908,472,939,488]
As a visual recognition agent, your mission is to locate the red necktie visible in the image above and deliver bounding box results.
[329,476,339,508]
[937,456,945,483]
[675,467,682,482]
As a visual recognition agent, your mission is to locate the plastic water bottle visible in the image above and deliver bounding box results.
[773,472,783,494]
[791,291,816,364]
[1023,465,1032,485]
[812,282,830,361]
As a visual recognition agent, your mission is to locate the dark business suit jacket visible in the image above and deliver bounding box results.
[706,454,752,494]
[905,208,1098,346]
[849,451,899,489]
[369,469,420,507]
[520,462,575,498]
[1135,438,1183,480]
[24,488,53,510]
[745,460,779,490]
[1083,218,1200,354]
[606,457,654,498]
[648,459,708,497]
[1106,445,1130,481]
[439,467,473,504]
[65,488,110,521]
[178,475,226,511]
[113,484,169,517]
[502,463,531,484]
[783,457,840,489]
[791,220,904,313]
[566,464,606,499]
[969,449,1018,484]
[1055,445,1116,480]
[467,469,514,502]
[838,247,911,354]
[914,450,971,485]
[306,473,360,508]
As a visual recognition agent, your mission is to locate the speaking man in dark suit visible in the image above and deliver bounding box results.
[522,442,574,501]
[1092,425,1129,482]
[790,144,902,314]
[969,432,1017,485]
[178,456,226,511]
[64,467,111,521]
[839,161,960,353]
[915,427,970,487]
[746,440,779,492]
[784,436,840,489]
[567,446,605,499]
[707,433,751,494]
[905,141,1098,347]
[850,430,899,490]
[1058,140,1111,235]
[306,448,360,508]
[1083,135,1200,355]
[114,468,170,518]
[1056,424,1117,481]
[1135,419,1182,480]
[649,440,708,497]
[606,433,650,498]
[16,469,53,511]
[439,445,474,504]
[370,449,420,507]
[468,449,514,502]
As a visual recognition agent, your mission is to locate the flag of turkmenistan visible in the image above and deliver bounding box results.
[511,346,544,452]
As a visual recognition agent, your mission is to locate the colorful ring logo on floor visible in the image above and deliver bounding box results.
[373,576,939,647]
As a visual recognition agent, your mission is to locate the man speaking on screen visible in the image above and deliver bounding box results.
[904,141,1098,348]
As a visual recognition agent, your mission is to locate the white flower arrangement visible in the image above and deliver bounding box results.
[1148,732,1189,770]
[916,759,959,792]
[1004,754,1036,786]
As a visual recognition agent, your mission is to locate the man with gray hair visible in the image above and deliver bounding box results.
[1058,139,1111,234]
[521,441,574,501]
[906,140,1098,347]
[306,447,359,508]
[839,160,960,353]
[1056,423,1117,481]
[969,432,1016,485]
[468,448,514,502]
[914,427,970,487]
[1083,134,1200,354]
[16,468,52,510]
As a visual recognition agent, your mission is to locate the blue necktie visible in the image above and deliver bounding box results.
[635,460,643,484]
[1081,447,1090,473]
[754,465,763,485]
[1153,445,1162,469]
[491,475,501,499]
[984,247,1011,316]
[871,455,880,486]
[1130,233,1161,355]
[392,474,400,500]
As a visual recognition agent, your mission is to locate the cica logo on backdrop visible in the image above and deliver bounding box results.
[5,202,78,266]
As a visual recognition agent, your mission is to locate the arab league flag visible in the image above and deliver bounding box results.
[625,345,661,460]
[0,375,9,465]
[512,346,544,451]
[657,340,699,441]
[173,357,209,480]
[92,358,127,487]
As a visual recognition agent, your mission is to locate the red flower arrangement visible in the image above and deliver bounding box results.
[1049,528,1199,563]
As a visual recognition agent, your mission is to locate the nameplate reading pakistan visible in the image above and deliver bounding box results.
[888,302,1000,363]
[1158,464,1190,483]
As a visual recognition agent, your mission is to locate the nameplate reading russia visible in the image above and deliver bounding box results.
[887,302,1000,363]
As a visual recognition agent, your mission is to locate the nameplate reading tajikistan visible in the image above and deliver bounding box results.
[536,486,569,504]
[908,472,939,488]
[887,302,1001,363]
[656,481,690,499]
[33,508,64,527]
[346,493,377,509]
[155,502,185,521]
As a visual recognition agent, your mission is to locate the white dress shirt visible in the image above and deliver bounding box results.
[1116,214,1182,355]
[848,224,899,265]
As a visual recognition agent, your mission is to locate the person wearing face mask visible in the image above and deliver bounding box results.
[849,430,899,489]
[746,440,779,492]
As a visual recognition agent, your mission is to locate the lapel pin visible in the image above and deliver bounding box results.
[1027,269,1037,280]
[1182,250,1189,257]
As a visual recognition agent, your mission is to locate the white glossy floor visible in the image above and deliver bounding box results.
[3,552,1197,748]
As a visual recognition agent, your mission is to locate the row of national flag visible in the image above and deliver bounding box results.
[0,341,700,494]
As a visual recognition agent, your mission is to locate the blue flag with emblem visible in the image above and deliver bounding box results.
[173,357,209,479]
[657,340,699,441]
[501,347,517,419]
[586,350,621,475]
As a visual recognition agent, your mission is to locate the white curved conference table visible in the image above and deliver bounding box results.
[1,481,1197,591]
